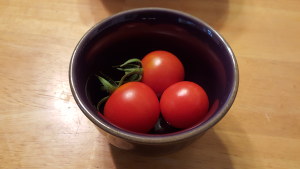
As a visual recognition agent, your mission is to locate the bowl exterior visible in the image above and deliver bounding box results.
[95,125,206,156]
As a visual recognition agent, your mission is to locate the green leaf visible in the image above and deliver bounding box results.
[96,75,117,95]
[116,63,140,68]
[99,72,118,87]
[119,58,143,68]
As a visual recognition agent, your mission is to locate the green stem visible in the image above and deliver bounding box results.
[135,75,142,82]
[118,68,143,87]
[119,58,143,68]
[126,73,138,82]
[117,67,141,72]
[113,63,140,68]
[96,96,109,111]
[115,74,142,84]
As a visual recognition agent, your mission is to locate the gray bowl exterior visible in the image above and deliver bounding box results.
[69,8,239,156]
[95,125,206,156]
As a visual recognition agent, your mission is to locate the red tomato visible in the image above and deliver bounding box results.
[141,50,185,97]
[104,82,160,133]
[160,81,209,129]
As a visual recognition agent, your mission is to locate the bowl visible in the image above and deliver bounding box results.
[69,7,239,156]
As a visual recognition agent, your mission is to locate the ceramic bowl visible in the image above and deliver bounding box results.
[69,8,239,156]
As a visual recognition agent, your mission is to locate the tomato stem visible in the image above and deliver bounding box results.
[118,68,143,87]
[97,96,110,111]
[115,74,142,84]
[119,58,143,68]
[115,59,143,72]
[94,59,144,112]
[114,58,144,86]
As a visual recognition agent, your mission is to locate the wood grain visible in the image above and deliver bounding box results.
[0,0,299,168]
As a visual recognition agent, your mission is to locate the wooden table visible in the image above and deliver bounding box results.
[1,0,299,168]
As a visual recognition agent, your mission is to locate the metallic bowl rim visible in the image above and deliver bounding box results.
[69,7,239,144]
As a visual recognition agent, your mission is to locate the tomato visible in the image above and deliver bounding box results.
[160,81,209,129]
[141,50,185,97]
[103,82,160,133]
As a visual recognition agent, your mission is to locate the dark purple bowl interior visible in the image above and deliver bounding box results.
[69,8,238,143]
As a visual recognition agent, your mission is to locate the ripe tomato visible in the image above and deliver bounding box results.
[103,82,160,133]
[160,81,209,129]
[141,50,185,97]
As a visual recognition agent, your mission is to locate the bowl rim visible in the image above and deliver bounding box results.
[69,7,239,144]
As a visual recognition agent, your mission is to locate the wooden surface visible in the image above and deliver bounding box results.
[0,0,299,168]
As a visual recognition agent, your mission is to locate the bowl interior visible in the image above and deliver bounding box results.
[70,8,237,140]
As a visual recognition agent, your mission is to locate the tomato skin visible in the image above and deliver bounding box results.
[141,50,185,97]
[104,82,160,133]
[160,81,209,129]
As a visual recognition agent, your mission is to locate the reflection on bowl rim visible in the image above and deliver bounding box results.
[69,7,239,144]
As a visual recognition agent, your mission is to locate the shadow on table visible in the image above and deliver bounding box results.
[109,129,233,169]
[97,0,244,31]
